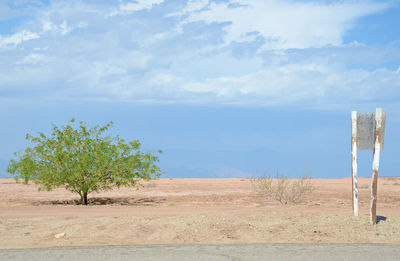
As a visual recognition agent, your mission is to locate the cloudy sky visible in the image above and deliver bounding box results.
[1,0,399,178]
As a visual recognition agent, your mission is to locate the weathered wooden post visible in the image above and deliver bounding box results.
[351,111,358,216]
[370,108,384,225]
[351,108,386,223]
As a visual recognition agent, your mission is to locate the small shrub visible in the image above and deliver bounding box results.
[251,172,315,205]
[384,177,399,181]
[145,182,157,188]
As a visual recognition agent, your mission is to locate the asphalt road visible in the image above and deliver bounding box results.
[1,244,400,261]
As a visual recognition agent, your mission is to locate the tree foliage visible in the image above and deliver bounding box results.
[7,119,162,205]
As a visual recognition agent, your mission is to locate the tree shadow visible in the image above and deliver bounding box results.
[33,197,166,206]
[376,215,387,224]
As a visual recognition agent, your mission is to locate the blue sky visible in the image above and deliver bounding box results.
[0,0,399,178]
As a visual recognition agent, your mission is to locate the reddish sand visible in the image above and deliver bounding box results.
[1,177,400,248]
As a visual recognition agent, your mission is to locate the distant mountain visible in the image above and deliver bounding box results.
[158,148,317,179]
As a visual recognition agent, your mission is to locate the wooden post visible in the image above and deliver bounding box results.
[370,108,383,225]
[351,111,358,216]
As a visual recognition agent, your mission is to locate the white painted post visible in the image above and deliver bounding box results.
[370,108,383,225]
[351,111,359,216]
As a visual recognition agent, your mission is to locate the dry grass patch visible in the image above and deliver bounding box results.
[251,173,315,205]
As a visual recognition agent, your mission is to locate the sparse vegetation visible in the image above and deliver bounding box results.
[251,172,315,205]
[383,177,400,181]
[145,182,158,188]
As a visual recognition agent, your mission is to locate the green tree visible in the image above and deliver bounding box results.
[7,119,162,205]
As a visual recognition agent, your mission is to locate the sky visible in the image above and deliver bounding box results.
[0,0,399,178]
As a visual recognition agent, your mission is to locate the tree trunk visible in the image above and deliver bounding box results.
[81,191,88,205]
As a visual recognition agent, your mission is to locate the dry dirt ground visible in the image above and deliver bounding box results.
[1,177,400,249]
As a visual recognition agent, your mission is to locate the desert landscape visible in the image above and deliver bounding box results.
[1,177,400,249]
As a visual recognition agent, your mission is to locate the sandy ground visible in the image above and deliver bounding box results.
[1,177,400,249]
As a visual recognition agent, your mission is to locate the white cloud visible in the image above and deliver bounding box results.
[0,0,398,109]
[59,20,71,35]
[177,65,400,106]
[40,19,77,36]
[0,18,80,49]
[77,21,88,28]
[0,31,40,47]
[168,0,209,17]
[151,73,181,85]
[119,0,164,12]
[16,53,47,65]
[177,0,390,50]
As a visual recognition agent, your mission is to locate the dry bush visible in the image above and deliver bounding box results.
[251,172,315,205]
[384,177,400,181]
[145,182,157,188]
